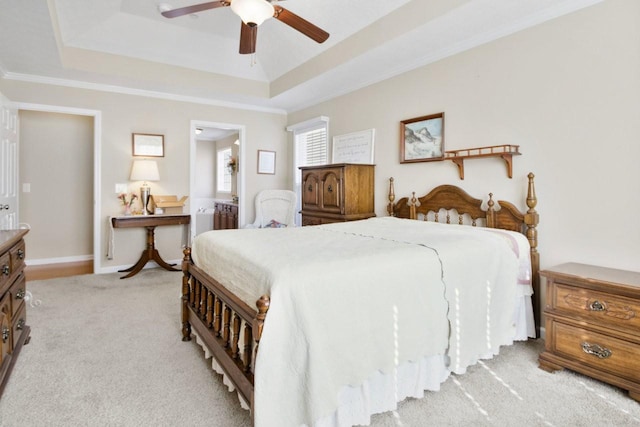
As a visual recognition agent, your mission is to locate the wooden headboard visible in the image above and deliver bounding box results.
[387,172,540,335]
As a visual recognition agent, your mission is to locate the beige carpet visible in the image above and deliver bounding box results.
[1,269,639,426]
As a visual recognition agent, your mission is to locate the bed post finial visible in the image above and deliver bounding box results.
[181,247,192,342]
[253,295,271,360]
[410,192,417,220]
[525,172,540,336]
[525,173,539,250]
[486,193,496,227]
[387,177,396,216]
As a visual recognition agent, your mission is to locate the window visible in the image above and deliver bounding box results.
[217,147,232,193]
[287,116,330,225]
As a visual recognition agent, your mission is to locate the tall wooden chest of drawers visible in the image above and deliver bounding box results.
[0,229,30,397]
[539,263,640,402]
[300,163,375,226]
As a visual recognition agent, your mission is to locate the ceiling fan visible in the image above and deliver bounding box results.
[161,0,330,55]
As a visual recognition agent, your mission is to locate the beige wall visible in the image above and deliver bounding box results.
[0,81,288,271]
[288,1,640,313]
[19,110,93,260]
[2,0,638,286]
[194,139,215,199]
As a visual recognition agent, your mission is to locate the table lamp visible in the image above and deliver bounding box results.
[130,159,160,215]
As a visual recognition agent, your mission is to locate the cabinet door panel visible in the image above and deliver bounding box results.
[302,172,320,210]
[321,170,342,213]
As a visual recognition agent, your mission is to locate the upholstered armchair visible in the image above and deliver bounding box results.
[244,189,297,228]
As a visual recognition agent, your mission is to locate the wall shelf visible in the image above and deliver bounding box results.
[444,144,521,179]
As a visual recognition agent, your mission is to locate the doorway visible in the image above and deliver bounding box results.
[189,120,245,239]
[15,103,101,276]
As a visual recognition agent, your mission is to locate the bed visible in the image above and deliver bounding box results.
[180,172,540,426]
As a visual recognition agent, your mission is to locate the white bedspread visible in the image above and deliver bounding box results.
[191,217,532,427]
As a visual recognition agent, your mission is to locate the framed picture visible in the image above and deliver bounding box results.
[332,129,375,164]
[400,113,444,163]
[132,133,164,157]
[257,150,276,174]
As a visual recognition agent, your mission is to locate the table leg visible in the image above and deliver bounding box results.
[119,225,180,279]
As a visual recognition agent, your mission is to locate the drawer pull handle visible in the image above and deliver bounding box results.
[307,185,313,192]
[17,249,25,259]
[589,300,606,311]
[16,288,25,299]
[1,265,9,276]
[581,342,612,359]
[1,326,8,343]
[327,185,333,193]
[16,318,25,330]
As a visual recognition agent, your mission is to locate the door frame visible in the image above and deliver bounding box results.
[189,119,246,239]
[16,102,102,273]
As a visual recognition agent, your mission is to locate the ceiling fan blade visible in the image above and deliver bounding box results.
[273,5,329,44]
[161,1,229,19]
[239,22,257,54]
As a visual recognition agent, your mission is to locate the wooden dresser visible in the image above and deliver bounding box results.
[214,201,238,230]
[0,229,30,397]
[300,163,375,226]
[539,263,640,401]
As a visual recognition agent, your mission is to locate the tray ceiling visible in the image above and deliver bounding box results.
[0,0,602,112]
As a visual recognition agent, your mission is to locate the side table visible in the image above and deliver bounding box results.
[111,214,190,279]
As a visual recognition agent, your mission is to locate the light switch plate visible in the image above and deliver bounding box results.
[115,183,128,194]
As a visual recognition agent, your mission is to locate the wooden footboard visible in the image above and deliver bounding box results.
[181,248,269,410]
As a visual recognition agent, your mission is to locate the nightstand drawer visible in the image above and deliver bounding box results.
[552,283,640,332]
[551,321,640,383]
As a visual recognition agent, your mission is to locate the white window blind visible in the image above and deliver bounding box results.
[287,116,330,225]
[299,127,328,166]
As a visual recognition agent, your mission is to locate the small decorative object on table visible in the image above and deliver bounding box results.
[118,192,137,215]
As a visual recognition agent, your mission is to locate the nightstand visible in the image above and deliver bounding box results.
[538,263,640,402]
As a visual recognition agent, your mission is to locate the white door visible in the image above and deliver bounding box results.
[0,92,19,230]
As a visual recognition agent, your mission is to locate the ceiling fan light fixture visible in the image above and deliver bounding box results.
[230,0,274,26]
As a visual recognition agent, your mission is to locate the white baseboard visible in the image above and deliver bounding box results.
[26,255,93,266]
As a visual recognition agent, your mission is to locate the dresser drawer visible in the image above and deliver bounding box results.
[0,251,10,290]
[9,273,26,317]
[9,240,25,273]
[550,320,640,383]
[11,303,26,351]
[551,283,640,333]
[0,293,10,362]
[301,215,344,226]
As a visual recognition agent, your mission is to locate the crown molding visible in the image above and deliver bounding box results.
[2,71,287,115]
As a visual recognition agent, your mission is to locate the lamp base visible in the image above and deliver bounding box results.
[140,186,151,215]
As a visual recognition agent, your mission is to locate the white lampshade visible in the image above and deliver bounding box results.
[230,0,274,26]
[130,160,160,182]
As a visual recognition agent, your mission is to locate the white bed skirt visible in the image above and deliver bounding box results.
[191,294,535,427]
